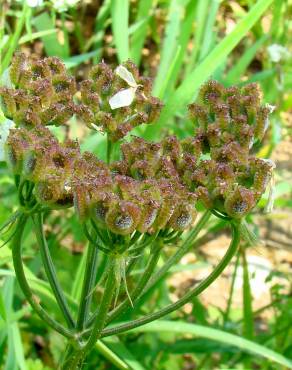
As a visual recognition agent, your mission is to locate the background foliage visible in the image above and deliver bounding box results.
[0,0,291,369]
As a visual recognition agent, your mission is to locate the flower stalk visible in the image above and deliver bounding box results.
[1,54,275,368]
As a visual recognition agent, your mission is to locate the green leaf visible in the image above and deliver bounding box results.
[225,35,268,84]
[94,341,130,369]
[130,320,292,369]
[71,245,88,301]
[130,0,153,65]
[153,0,190,98]
[0,290,7,321]
[9,323,27,370]
[1,5,29,74]
[91,0,111,63]
[111,0,129,62]
[63,50,101,69]
[198,0,220,61]
[145,0,274,139]
[102,337,146,370]
[19,29,57,45]
[2,277,27,370]
[184,0,210,75]
[33,13,69,58]
[163,0,197,96]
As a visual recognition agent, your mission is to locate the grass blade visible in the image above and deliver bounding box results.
[130,320,292,369]
[130,0,153,65]
[10,323,27,370]
[63,49,101,69]
[71,246,88,301]
[19,29,57,45]
[111,0,129,62]
[163,0,198,96]
[153,0,183,97]
[225,35,268,84]
[1,4,29,74]
[185,0,210,76]
[95,340,131,370]
[91,0,111,63]
[145,0,274,139]
[102,337,146,370]
[3,277,27,370]
[33,12,69,58]
[198,0,220,61]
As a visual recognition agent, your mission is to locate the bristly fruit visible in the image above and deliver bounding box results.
[2,56,275,237]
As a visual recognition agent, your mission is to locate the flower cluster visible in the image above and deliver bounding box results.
[187,81,275,218]
[1,54,163,143]
[76,61,163,142]
[6,125,197,234]
[3,56,275,237]
[0,53,76,128]
[111,81,275,219]
[6,125,80,208]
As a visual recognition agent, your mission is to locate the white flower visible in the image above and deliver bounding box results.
[51,0,80,12]
[26,0,44,7]
[109,66,140,110]
[267,44,290,63]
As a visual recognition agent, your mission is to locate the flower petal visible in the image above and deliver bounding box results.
[109,87,136,109]
[115,66,137,88]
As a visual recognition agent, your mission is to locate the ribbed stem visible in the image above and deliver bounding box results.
[61,260,116,369]
[141,210,211,296]
[100,221,240,338]
[33,214,75,329]
[106,245,161,324]
[76,241,99,330]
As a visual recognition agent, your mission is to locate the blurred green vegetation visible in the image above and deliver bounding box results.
[0,0,291,369]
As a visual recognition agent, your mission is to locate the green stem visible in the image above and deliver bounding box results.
[106,244,161,325]
[76,241,99,330]
[241,246,254,340]
[85,261,116,349]
[12,215,74,339]
[141,210,211,296]
[62,260,116,369]
[100,221,241,338]
[32,213,75,329]
[223,252,240,327]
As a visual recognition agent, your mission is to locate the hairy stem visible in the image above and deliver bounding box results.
[106,244,162,324]
[140,210,211,297]
[33,213,75,329]
[61,260,116,369]
[100,221,240,338]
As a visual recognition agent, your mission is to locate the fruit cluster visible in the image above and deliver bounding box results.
[0,53,163,142]
[1,55,275,235]
[76,60,163,142]
[0,53,76,127]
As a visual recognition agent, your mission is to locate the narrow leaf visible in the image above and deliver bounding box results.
[145,0,274,139]
[130,320,292,369]
[111,0,129,62]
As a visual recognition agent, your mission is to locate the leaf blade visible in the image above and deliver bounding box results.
[130,320,292,369]
[145,0,274,139]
